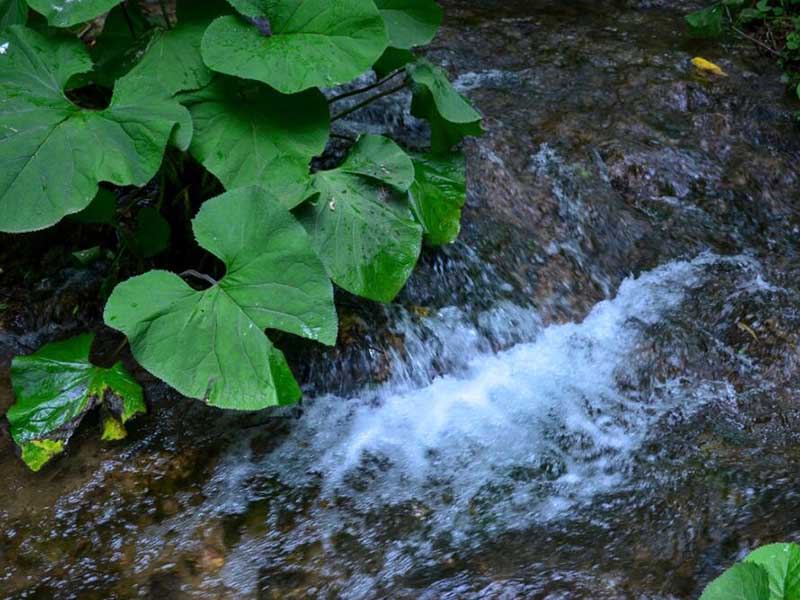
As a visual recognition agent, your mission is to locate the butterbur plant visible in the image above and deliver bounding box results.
[0,0,481,470]
[699,542,800,599]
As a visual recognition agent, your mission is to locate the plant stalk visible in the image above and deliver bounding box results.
[327,69,405,104]
[330,81,409,123]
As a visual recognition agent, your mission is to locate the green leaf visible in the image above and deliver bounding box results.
[746,543,800,600]
[69,188,117,225]
[408,58,483,152]
[374,0,442,49]
[701,562,771,600]
[338,133,415,190]
[178,77,329,207]
[104,186,338,410]
[296,135,422,302]
[26,0,124,28]
[0,26,191,233]
[129,207,170,258]
[7,333,145,472]
[408,151,465,245]
[0,0,27,29]
[686,5,725,38]
[124,0,228,95]
[201,0,388,94]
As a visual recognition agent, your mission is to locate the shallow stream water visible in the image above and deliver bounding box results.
[2,1,800,598]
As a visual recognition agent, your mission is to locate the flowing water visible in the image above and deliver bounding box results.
[2,1,800,598]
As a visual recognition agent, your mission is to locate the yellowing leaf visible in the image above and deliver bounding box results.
[692,57,728,77]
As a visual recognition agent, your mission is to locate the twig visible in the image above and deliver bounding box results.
[330,132,356,142]
[180,270,218,287]
[327,69,405,104]
[331,81,409,123]
[731,24,782,56]
[724,5,781,58]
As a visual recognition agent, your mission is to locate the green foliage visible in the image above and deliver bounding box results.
[8,334,145,471]
[201,0,388,94]
[0,0,27,28]
[409,151,466,245]
[686,0,800,101]
[297,134,422,302]
[27,0,122,27]
[0,0,481,470]
[700,543,800,600]
[178,77,329,204]
[686,4,725,37]
[375,0,442,49]
[408,59,484,152]
[105,186,337,410]
[0,26,189,232]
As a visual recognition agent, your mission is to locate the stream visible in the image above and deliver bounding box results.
[2,0,800,598]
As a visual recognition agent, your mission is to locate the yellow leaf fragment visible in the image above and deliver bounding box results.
[692,57,728,77]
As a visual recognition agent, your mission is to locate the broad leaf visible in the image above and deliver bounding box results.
[179,77,329,207]
[408,151,465,245]
[375,0,442,49]
[0,0,26,29]
[0,26,191,233]
[700,562,771,600]
[296,135,422,302]
[104,186,338,410]
[27,0,124,27]
[746,543,800,600]
[408,58,482,152]
[7,333,145,471]
[124,0,228,95]
[201,0,388,94]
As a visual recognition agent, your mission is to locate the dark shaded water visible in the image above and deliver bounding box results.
[2,1,800,598]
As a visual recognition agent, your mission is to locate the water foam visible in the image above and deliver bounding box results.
[195,255,731,596]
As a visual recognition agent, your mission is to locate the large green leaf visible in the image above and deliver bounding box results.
[408,58,482,152]
[0,0,27,28]
[296,135,422,303]
[104,186,338,410]
[408,151,465,245]
[201,0,388,94]
[124,1,228,95]
[746,543,800,600]
[26,0,124,27]
[374,0,442,49]
[179,77,329,207]
[7,333,145,471]
[700,563,771,600]
[0,26,191,233]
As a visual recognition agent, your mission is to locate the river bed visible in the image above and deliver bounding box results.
[1,1,800,598]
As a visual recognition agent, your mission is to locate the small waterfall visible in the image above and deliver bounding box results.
[187,253,735,597]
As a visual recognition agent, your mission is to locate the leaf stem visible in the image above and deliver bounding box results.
[180,270,218,287]
[330,81,409,123]
[327,69,405,104]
